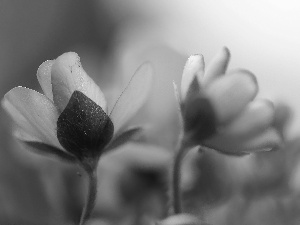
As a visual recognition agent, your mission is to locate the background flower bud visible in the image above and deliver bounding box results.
[182,92,217,143]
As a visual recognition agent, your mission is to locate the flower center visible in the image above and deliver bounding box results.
[57,91,114,162]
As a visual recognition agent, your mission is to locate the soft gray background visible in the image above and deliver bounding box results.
[1,1,300,224]
[2,0,299,137]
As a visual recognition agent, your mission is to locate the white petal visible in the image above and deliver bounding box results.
[206,69,258,124]
[219,99,275,139]
[2,87,61,149]
[203,47,230,86]
[14,129,74,162]
[241,128,283,153]
[274,102,292,133]
[109,63,153,134]
[37,60,54,100]
[159,214,200,225]
[204,128,282,154]
[14,129,40,142]
[51,52,107,112]
[180,54,204,100]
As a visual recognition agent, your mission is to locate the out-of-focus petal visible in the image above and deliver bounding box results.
[203,47,230,86]
[219,99,275,139]
[14,128,40,142]
[181,54,204,100]
[2,87,61,149]
[206,70,258,124]
[158,214,204,225]
[205,128,282,154]
[273,102,292,135]
[51,52,107,113]
[241,128,283,153]
[37,60,54,101]
[109,63,153,134]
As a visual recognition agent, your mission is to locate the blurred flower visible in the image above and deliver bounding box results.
[178,47,282,154]
[209,188,300,225]
[201,136,300,225]
[2,52,153,169]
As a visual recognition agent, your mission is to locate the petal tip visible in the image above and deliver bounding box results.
[3,86,26,103]
[222,46,231,58]
[261,98,275,110]
[57,51,79,60]
[234,69,259,95]
[37,60,55,100]
[133,62,154,83]
[185,54,205,70]
[260,98,276,121]
[37,60,54,75]
[140,61,154,72]
[181,54,205,99]
[187,54,204,62]
[255,98,275,117]
[215,46,231,63]
[54,52,81,71]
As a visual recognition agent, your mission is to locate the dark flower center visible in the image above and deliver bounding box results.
[183,94,216,141]
[57,91,114,163]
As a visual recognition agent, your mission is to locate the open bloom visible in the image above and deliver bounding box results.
[178,47,282,155]
[2,52,152,169]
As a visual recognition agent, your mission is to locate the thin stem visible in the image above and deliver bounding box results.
[172,136,189,215]
[79,168,98,225]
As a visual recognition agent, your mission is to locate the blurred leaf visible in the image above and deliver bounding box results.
[94,143,171,221]
[105,126,143,152]
[22,141,76,163]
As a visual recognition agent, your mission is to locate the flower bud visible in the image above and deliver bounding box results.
[57,91,114,169]
[182,90,217,143]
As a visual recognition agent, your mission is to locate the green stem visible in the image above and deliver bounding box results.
[79,168,98,225]
[172,137,189,214]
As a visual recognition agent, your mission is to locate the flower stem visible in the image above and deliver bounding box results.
[79,168,98,225]
[172,137,189,214]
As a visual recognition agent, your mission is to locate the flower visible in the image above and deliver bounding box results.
[2,52,153,169]
[177,47,282,155]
